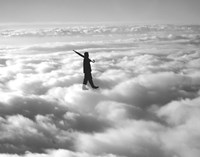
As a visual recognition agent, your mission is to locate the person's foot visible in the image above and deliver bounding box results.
[92,86,99,89]
[82,85,89,90]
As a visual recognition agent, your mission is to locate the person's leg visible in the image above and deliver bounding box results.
[82,73,88,90]
[88,73,99,89]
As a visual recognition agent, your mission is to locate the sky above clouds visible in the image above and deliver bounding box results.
[0,0,200,24]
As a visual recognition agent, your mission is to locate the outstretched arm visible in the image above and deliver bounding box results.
[73,50,84,58]
[73,50,95,63]
[88,58,95,63]
[90,59,95,63]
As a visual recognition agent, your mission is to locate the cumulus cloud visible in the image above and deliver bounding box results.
[76,121,170,157]
[0,149,123,157]
[0,24,200,157]
[0,25,171,38]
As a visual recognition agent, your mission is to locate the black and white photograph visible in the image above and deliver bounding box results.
[0,0,200,157]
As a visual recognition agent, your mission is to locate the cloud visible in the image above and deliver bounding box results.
[75,120,171,157]
[157,96,200,125]
[156,96,200,157]
[95,101,148,122]
[0,149,124,157]
[76,96,200,157]
[104,72,198,109]
[0,114,75,154]
[1,24,200,157]
[0,25,163,38]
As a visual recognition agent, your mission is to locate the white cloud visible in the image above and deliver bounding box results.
[157,97,200,125]
[156,97,200,157]
[75,120,171,157]
[95,101,144,121]
[0,149,124,157]
[0,24,200,157]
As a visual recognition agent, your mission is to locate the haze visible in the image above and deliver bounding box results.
[0,0,200,24]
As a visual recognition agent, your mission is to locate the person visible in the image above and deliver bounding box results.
[73,50,99,90]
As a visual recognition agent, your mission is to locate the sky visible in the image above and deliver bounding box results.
[0,0,200,24]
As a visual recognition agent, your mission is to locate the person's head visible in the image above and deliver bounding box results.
[84,52,89,58]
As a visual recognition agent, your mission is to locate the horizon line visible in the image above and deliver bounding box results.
[0,21,200,26]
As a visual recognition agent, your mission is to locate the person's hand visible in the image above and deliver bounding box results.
[92,59,95,63]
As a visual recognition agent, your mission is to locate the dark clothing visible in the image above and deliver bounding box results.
[83,72,92,85]
[83,59,95,87]
[83,58,91,73]
[73,50,98,88]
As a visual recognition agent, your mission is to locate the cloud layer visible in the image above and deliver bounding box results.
[0,24,200,157]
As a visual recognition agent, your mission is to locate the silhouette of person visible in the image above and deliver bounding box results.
[73,50,99,90]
